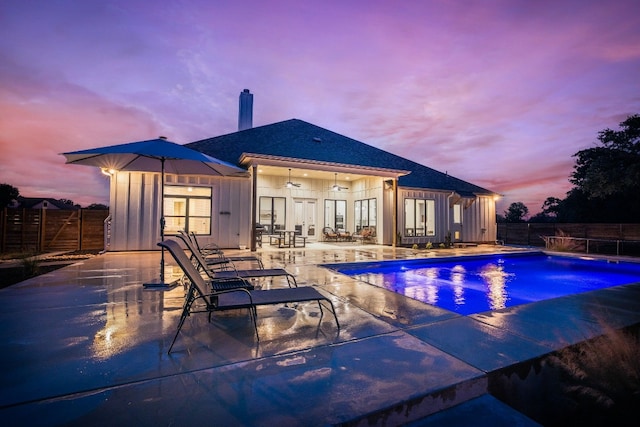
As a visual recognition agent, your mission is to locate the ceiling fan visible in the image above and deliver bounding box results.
[285,168,301,188]
[331,173,348,191]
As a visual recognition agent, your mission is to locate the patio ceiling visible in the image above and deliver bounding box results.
[240,153,411,181]
[255,165,371,182]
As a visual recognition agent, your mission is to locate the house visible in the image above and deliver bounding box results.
[105,92,498,251]
[13,197,78,210]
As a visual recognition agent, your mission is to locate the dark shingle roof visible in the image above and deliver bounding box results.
[187,119,495,195]
[16,197,77,210]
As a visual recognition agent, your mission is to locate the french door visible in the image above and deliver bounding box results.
[294,199,317,240]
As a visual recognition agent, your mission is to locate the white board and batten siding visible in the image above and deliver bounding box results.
[396,188,497,244]
[108,172,250,251]
[464,195,498,243]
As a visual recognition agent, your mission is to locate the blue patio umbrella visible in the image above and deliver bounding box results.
[62,137,248,288]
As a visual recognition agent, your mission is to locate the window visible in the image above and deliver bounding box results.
[324,199,346,230]
[259,196,286,234]
[164,186,212,235]
[404,198,435,236]
[453,203,462,224]
[355,198,377,232]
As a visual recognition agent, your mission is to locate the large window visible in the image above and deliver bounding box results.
[324,199,346,230]
[259,196,286,234]
[404,198,435,237]
[164,185,212,235]
[355,198,377,232]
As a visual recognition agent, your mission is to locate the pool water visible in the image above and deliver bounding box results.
[321,252,640,315]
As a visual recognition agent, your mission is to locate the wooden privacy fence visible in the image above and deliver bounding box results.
[0,208,109,253]
[497,223,640,256]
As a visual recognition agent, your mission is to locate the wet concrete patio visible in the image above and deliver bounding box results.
[1,243,639,426]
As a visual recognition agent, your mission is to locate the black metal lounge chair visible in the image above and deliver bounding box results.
[160,239,340,353]
[178,230,264,269]
[174,234,298,287]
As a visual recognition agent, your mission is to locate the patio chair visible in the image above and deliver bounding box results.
[160,239,340,353]
[175,232,235,272]
[353,226,374,244]
[179,230,264,269]
[336,228,352,241]
[174,235,298,287]
[323,226,338,241]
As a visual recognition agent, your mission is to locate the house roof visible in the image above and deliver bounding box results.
[187,119,496,196]
[15,197,77,210]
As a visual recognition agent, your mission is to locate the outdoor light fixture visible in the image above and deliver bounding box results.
[101,168,116,177]
[332,173,348,191]
[285,168,301,188]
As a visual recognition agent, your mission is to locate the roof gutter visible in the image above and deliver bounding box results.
[239,153,411,178]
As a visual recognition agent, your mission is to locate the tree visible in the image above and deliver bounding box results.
[571,114,640,200]
[86,203,109,210]
[504,202,529,223]
[541,197,561,217]
[0,183,20,209]
[58,198,81,209]
[531,114,640,223]
[529,197,562,222]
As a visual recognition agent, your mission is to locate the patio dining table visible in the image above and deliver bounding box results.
[269,230,306,248]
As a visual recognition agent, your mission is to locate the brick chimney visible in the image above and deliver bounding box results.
[238,89,253,131]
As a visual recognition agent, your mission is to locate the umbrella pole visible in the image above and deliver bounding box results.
[160,157,165,283]
[144,157,176,289]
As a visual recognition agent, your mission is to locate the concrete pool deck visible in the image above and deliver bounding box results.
[1,243,639,425]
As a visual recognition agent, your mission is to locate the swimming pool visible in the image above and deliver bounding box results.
[321,252,640,315]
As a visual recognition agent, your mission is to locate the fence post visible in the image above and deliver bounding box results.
[0,208,5,252]
[20,208,26,251]
[78,209,82,251]
[39,208,46,252]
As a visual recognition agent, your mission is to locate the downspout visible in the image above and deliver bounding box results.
[250,164,258,252]
[447,191,455,241]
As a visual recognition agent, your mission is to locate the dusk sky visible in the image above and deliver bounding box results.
[1,0,639,215]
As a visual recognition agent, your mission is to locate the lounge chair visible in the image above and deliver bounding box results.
[160,239,340,353]
[179,230,264,269]
[353,226,375,244]
[175,232,235,271]
[323,226,338,241]
[336,228,352,241]
[174,235,298,287]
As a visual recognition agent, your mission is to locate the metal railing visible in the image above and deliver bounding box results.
[541,235,640,256]
[103,214,112,253]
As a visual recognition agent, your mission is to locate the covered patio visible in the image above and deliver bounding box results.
[2,244,639,425]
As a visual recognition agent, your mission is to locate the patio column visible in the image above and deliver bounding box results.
[250,164,258,252]
[393,177,398,247]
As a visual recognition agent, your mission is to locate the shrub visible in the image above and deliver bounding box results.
[548,323,640,424]
[20,254,40,278]
[545,229,585,252]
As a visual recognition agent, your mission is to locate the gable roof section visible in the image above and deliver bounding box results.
[16,197,77,210]
[187,119,495,196]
